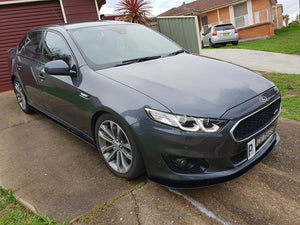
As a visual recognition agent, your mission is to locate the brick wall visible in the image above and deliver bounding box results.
[252,0,269,12]
[272,4,283,29]
[218,6,230,22]
[238,23,274,40]
[207,10,218,24]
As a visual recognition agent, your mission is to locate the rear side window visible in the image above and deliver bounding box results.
[204,27,211,35]
[19,31,43,59]
[214,24,235,31]
[42,31,72,65]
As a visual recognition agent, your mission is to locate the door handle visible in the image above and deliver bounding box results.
[16,64,22,70]
[79,92,90,100]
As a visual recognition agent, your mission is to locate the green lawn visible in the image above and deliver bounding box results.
[262,72,300,122]
[211,24,300,54]
[0,186,65,225]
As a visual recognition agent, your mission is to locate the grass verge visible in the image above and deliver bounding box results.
[207,24,300,54]
[0,186,65,225]
[262,72,300,122]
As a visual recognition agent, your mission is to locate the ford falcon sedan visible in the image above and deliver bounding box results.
[8,21,280,188]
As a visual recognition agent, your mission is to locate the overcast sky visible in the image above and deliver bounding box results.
[277,0,299,21]
[100,0,299,20]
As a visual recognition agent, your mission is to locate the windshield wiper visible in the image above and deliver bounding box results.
[114,55,162,67]
[167,49,187,56]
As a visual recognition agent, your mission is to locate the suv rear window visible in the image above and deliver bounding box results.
[214,24,235,31]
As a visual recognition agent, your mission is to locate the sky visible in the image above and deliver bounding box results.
[277,0,299,21]
[100,0,299,21]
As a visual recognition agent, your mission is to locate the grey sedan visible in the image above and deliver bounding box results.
[8,21,280,188]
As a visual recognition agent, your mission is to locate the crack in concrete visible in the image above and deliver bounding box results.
[0,117,44,133]
[131,191,141,225]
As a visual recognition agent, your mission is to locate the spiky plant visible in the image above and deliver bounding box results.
[283,14,290,26]
[115,0,151,25]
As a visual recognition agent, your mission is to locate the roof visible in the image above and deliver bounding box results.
[159,0,243,17]
[30,21,132,32]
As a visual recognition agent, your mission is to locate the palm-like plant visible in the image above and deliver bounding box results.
[283,14,290,26]
[115,0,151,25]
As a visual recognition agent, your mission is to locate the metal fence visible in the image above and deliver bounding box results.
[157,16,201,54]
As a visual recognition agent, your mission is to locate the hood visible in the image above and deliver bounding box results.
[96,53,274,118]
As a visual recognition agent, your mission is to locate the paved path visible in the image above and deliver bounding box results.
[201,49,300,74]
[1,91,300,224]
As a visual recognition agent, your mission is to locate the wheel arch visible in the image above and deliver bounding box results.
[90,107,137,144]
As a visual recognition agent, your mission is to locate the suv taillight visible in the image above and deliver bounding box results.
[212,31,217,36]
[235,29,238,33]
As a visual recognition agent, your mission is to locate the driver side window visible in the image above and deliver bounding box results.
[42,31,72,65]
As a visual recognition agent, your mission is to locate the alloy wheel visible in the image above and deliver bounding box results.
[14,81,26,110]
[97,120,133,174]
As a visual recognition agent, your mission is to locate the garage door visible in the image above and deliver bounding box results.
[0,0,64,92]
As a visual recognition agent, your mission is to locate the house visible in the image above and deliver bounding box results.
[0,0,106,92]
[272,4,283,29]
[159,0,277,41]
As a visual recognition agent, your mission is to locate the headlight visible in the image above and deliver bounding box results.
[145,108,226,133]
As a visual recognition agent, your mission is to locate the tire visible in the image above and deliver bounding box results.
[95,114,144,180]
[232,41,239,46]
[13,78,32,114]
[209,39,215,48]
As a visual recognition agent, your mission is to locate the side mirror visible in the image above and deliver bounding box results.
[45,60,76,76]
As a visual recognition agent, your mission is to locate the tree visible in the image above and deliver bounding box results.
[283,14,289,26]
[115,0,151,25]
[296,14,300,22]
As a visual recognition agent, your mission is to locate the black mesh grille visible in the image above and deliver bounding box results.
[233,99,281,141]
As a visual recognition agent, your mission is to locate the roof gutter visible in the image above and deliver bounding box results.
[182,0,245,15]
[0,0,51,6]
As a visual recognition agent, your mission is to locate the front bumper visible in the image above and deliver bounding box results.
[131,93,281,188]
[150,133,279,188]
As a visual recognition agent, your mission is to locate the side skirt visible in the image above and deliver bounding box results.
[28,102,96,147]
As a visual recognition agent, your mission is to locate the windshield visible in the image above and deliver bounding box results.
[70,24,183,69]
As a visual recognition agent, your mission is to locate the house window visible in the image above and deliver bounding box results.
[233,2,248,28]
[201,16,208,33]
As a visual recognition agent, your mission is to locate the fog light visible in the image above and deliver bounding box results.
[175,158,188,167]
[163,155,209,173]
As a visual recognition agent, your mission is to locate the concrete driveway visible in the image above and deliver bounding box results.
[1,90,299,224]
[0,91,145,221]
[201,49,300,74]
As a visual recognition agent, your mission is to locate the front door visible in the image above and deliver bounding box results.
[38,31,92,136]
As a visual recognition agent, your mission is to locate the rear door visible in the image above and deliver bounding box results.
[202,27,211,47]
[15,31,45,107]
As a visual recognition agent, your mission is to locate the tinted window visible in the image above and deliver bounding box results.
[19,31,43,59]
[43,31,72,64]
[71,24,182,69]
[214,24,235,31]
[204,27,211,35]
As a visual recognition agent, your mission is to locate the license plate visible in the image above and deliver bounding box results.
[256,126,275,147]
[247,139,256,160]
[222,33,229,36]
